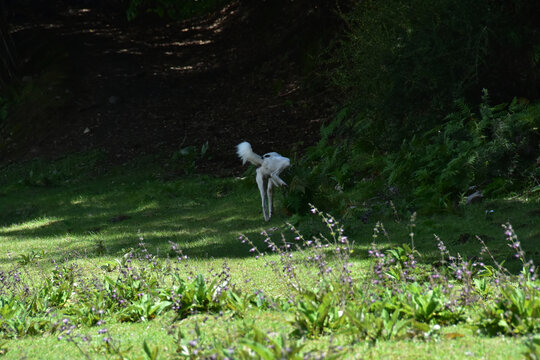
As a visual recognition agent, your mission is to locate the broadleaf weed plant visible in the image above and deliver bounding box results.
[240,204,538,343]
[239,204,355,303]
[238,204,356,337]
[474,223,540,336]
[0,205,538,358]
[170,317,348,360]
[0,233,249,355]
[523,335,540,360]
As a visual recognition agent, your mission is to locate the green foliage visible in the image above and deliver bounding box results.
[294,0,540,214]
[474,276,495,299]
[0,230,534,357]
[284,109,385,214]
[173,320,311,360]
[385,95,539,208]
[143,340,160,360]
[0,151,105,187]
[160,273,227,319]
[345,306,411,342]
[398,283,458,324]
[171,141,209,175]
[118,293,171,322]
[45,265,76,308]
[225,290,271,317]
[17,250,44,266]
[0,166,538,358]
[385,243,419,268]
[92,335,134,359]
[332,0,540,147]
[478,280,540,336]
[524,336,540,360]
[300,92,538,213]
[237,326,305,360]
[292,289,346,338]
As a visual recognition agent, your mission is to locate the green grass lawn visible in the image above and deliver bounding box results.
[0,154,538,359]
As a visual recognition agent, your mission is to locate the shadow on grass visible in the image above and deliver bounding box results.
[0,172,538,274]
[0,175,292,263]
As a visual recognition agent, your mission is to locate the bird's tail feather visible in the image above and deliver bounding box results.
[237,142,263,166]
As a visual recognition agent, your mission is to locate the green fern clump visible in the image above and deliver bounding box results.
[330,0,540,150]
[385,92,539,209]
[283,108,386,215]
[292,93,538,214]
[301,0,540,213]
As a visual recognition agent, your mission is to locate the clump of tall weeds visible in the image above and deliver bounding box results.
[238,206,539,342]
[0,207,537,358]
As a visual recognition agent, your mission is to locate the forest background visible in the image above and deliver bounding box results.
[0,0,539,359]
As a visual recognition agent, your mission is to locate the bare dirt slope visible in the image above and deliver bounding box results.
[2,1,335,175]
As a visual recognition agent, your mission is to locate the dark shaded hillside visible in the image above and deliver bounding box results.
[1,0,338,175]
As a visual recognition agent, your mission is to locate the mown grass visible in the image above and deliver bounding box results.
[6,315,527,360]
[0,153,538,359]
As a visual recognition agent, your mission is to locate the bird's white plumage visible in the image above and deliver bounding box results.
[237,141,263,166]
[236,141,290,221]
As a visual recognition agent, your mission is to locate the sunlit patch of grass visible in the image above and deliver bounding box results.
[2,314,178,360]
[359,333,525,360]
[0,154,538,359]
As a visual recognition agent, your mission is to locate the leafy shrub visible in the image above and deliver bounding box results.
[293,0,540,214]
[394,283,461,325]
[292,288,346,338]
[170,141,209,175]
[1,207,539,358]
[523,335,540,360]
[345,306,412,342]
[301,91,539,212]
[331,0,540,149]
[478,280,540,336]
[385,93,539,208]
[160,274,227,320]
[283,109,387,214]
